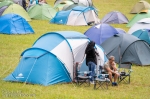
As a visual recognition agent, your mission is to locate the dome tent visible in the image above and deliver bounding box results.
[4,31,107,85]
[50,6,100,26]
[130,0,150,14]
[101,11,129,24]
[28,4,57,20]
[127,10,150,27]
[84,24,119,45]
[0,13,34,34]
[1,3,31,21]
[101,33,150,66]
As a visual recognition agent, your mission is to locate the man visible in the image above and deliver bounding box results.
[104,56,119,86]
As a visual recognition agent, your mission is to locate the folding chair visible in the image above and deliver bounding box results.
[94,66,110,90]
[118,63,133,84]
[74,63,91,87]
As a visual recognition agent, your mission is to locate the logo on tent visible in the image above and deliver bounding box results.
[59,20,63,23]
[16,73,24,78]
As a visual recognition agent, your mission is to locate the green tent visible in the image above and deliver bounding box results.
[2,4,31,21]
[28,4,56,20]
[130,0,150,14]
[0,0,13,8]
[127,10,150,27]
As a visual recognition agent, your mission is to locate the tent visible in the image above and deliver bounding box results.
[128,18,150,34]
[4,31,107,85]
[50,6,100,26]
[0,13,34,34]
[132,29,150,44]
[127,10,150,27]
[54,0,74,11]
[0,3,31,21]
[130,0,150,14]
[27,4,56,20]
[101,33,150,66]
[101,11,129,24]
[84,24,119,45]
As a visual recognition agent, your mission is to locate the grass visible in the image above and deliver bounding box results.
[0,0,150,99]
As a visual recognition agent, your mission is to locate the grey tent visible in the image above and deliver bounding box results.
[101,11,129,24]
[101,33,150,66]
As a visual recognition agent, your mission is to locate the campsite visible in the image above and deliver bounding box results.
[0,0,150,99]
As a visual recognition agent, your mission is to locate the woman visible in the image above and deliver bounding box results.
[85,41,99,84]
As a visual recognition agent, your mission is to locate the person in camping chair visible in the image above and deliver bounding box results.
[104,56,120,86]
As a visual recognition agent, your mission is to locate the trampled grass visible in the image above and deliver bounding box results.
[0,0,150,99]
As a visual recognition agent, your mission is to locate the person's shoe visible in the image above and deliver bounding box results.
[112,82,115,86]
[113,82,118,86]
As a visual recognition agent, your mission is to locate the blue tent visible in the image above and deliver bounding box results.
[101,11,129,24]
[4,31,107,86]
[84,24,119,45]
[50,6,100,26]
[132,29,150,44]
[0,13,34,34]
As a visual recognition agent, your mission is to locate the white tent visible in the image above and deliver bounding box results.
[128,18,150,34]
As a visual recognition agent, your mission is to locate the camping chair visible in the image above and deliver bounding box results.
[94,66,110,90]
[75,62,91,87]
[118,63,133,84]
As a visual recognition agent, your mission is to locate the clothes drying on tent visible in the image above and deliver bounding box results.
[0,3,31,21]
[127,10,150,27]
[84,24,119,45]
[4,31,107,85]
[101,11,129,24]
[50,6,100,26]
[130,0,150,14]
[27,4,56,20]
[128,18,150,34]
[0,13,34,34]
[101,33,150,66]
[132,29,150,44]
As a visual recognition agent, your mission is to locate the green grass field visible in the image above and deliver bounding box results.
[0,0,150,99]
